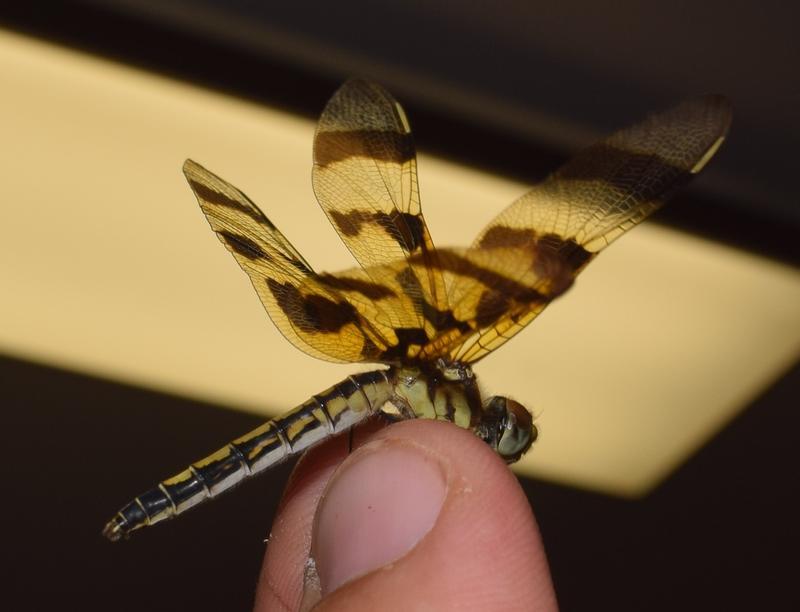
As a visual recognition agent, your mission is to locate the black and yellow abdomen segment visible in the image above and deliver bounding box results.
[103,370,392,541]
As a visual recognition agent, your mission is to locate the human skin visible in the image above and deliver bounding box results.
[254,418,558,612]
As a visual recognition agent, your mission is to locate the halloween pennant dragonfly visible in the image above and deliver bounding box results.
[104,80,730,541]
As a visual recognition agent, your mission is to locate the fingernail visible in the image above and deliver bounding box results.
[310,440,446,596]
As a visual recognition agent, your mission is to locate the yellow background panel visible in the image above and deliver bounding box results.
[1,29,799,495]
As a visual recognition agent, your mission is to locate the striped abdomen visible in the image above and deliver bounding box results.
[103,369,392,541]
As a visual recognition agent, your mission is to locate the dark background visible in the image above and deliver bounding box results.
[2,3,798,610]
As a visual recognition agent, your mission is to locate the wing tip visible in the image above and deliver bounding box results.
[182,158,203,178]
[677,93,734,137]
[687,94,733,173]
[701,93,733,131]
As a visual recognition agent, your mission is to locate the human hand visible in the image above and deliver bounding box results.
[254,419,558,611]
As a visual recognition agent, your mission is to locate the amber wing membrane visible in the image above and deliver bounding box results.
[183,160,406,363]
[421,95,732,363]
[186,87,730,368]
[312,80,452,352]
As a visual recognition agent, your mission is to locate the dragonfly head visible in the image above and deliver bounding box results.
[478,396,537,464]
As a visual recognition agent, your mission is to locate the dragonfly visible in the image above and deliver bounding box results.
[103,80,730,541]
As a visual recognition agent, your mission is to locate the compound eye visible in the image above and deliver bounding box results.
[497,399,536,464]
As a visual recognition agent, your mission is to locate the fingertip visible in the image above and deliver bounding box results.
[311,420,557,611]
[255,432,354,611]
[312,437,447,596]
[255,419,556,611]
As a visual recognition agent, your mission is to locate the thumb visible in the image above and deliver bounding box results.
[256,419,557,612]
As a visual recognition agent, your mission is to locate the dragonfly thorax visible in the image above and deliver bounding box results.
[387,361,536,464]
[388,362,481,430]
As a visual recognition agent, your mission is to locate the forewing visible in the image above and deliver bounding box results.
[183,159,400,363]
[312,79,450,338]
[426,95,732,363]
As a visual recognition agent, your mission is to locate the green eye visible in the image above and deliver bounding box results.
[498,410,537,464]
[479,396,536,464]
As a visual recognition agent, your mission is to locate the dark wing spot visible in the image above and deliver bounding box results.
[417,250,549,326]
[537,234,594,273]
[393,267,470,333]
[328,209,424,254]
[475,230,592,301]
[188,178,272,226]
[267,279,359,334]
[218,230,269,260]
[328,209,365,238]
[359,335,382,360]
[374,211,424,253]
[379,327,430,362]
[425,251,546,302]
[420,302,471,334]
[317,273,396,299]
[314,130,414,167]
[533,234,593,295]
[478,226,537,249]
[395,327,430,347]
[475,290,510,327]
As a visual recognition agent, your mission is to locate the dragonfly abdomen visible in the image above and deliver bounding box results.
[103,369,392,541]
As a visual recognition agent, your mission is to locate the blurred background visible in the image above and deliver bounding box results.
[1,2,798,610]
